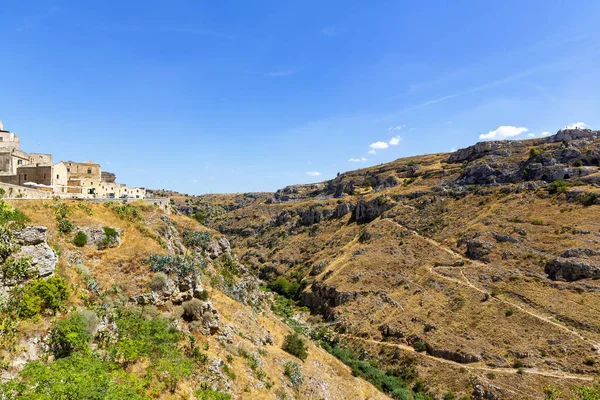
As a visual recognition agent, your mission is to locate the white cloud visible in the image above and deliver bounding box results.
[540,131,552,137]
[388,125,404,132]
[450,147,457,152]
[370,141,389,149]
[527,133,535,138]
[348,157,367,163]
[368,149,376,155]
[479,126,528,140]
[565,122,587,129]
[389,136,402,145]
[306,171,321,177]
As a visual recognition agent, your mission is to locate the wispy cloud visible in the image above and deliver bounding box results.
[368,149,376,155]
[321,27,338,37]
[348,157,367,163]
[527,133,535,138]
[370,141,389,150]
[306,171,321,177]
[389,136,402,146]
[565,122,588,129]
[479,126,528,140]
[388,125,405,132]
[540,131,552,137]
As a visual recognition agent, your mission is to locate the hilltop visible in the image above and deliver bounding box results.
[168,128,600,399]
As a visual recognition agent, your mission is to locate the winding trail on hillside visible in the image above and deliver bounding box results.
[382,218,600,349]
[341,334,594,382]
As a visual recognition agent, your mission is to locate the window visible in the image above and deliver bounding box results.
[87,169,92,174]
[17,160,22,165]
[67,168,70,172]
[56,175,59,179]
[24,174,27,181]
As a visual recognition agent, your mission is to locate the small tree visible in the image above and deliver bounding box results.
[58,219,74,234]
[282,332,308,361]
[49,313,92,358]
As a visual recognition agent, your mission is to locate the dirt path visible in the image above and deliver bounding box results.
[342,334,595,382]
[382,218,600,348]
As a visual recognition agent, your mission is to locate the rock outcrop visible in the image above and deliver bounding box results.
[545,248,600,281]
[14,226,57,279]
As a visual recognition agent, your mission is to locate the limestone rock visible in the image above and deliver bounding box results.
[12,226,47,246]
[545,249,600,281]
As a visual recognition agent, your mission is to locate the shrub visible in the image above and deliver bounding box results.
[282,332,308,361]
[1,256,31,281]
[57,219,74,234]
[512,359,524,368]
[102,226,118,243]
[572,159,584,167]
[414,341,428,352]
[149,272,169,292]
[183,230,212,248]
[182,298,205,321]
[531,219,544,226]
[505,309,514,317]
[109,203,141,222]
[547,180,569,195]
[18,276,69,318]
[584,357,596,366]
[529,148,543,158]
[284,361,303,387]
[582,193,599,207]
[73,231,87,247]
[49,313,92,358]
[403,178,415,186]
[195,290,209,301]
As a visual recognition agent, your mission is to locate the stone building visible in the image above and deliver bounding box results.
[0,120,146,199]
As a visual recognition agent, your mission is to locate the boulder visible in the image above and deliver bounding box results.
[545,258,600,281]
[465,239,494,261]
[12,226,47,246]
[183,299,220,335]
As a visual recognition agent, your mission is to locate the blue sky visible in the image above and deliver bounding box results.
[1,1,599,194]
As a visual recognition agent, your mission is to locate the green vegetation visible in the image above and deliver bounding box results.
[284,361,303,387]
[282,332,308,361]
[73,231,88,247]
[147,253,198,278]
[183,229,212,247]
[1,256,31,282]
[57,218,74,234]
[49,313,92,358]
[404,177,416,186]
[107,203,142,222]
[582,192,598,207]
[194,388,232,400]
[267,277,300,299]
[321,343,429,400]
[572,159,584,167]
[17,276,69,318]
[529,147,543,159]
[547,180,569,195]
[102,226,119,245]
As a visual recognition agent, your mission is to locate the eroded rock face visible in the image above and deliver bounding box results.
[206,237,232,259]
[354,198,394,223]
[448,140,526,164]
[9,226,58,280]
[80,227,121,250]
[545,256,600,281]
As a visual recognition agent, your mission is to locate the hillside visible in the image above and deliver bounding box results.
[169,128,600,399]
[0,199,391,399]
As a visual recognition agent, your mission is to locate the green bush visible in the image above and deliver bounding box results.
[282,332,308,361]
[103,226,118,242]
[1,256,31,282]
[109,203,141,222]
[73,231,87,247]
[572,159,584,167]
[3,354,146,399]
[547,180,569,195]
[49,313,92,358]
[268,278,300,299]
[57,219,74,234]
[17,276,69,318]
[529,148,543,158]
[582,193,599,207]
